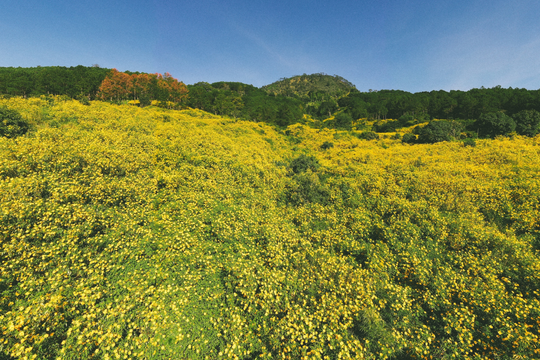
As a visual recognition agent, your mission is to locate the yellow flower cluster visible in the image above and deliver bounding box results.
[0,97,538,359]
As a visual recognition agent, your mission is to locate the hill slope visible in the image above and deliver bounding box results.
[262,73,356,99]
[1,97,539,359]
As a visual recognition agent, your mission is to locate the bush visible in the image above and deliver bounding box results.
[320,141,334,150]
[398,113,416,127]
[284,154,330,205]
[416,120,464,143]
[355,131,379,140]
[401,133,416,144]
[333,112,353,130]
[373,120,400,133]
[513,110,540,137]
[390,133,402,140]
[475,112,516,138]
[463,138,476,147]
[285,171,331,206]
[0,106,29,138]
[289,154,320,174]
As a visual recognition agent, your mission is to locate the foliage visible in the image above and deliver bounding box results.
[513,109,540,137]
[262,73,355,100]
[97,69,188,107]
[355,131,380,140]
[333,112,353,130]
[0,65,110,99]
[1,97,540,360]
[416,120,464,143]
[337,86,540,121]
[475,112,516,138]
[462,137,476,147]
[373,119,400,133]
[402,132,417,143]
[186,82,303,126]
[320,141,334,150]
[0,106,29,138]
[289,154,321,174]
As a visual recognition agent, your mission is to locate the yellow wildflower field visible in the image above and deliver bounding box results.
[1,97,539,359]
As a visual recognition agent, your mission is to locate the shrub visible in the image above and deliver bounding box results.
[333,112,353,130]
[320,141,334,150]
[285,171,331,206]
[356,131,379,140]
[398,113,416,127]
[0,106,29,138]
[390,133,402,140]
[475,112,516,138]
[289,154,320,174]
[513,109,540,137]
[416,120,464,143]
[401,133,416,144]
[373,120,400,133]
[463,138,476,147]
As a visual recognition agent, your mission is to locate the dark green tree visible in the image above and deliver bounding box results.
[475,112,516,138]
[355,131,379,140]
[401,133,416,144]
[416,121,464,143]
[333,112,353,130]
[513,110,540,137]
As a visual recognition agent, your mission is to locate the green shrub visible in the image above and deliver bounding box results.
[475,112,516,138]
[289,154,320,174]
[373,120,400,133]
[401,133,416,144]
[416,120,464,143]
[513,109,540,137]
[355,131,379,140]
[463,138,476,147]
[320,141,334,150]
[333,112,353,130]
[0,106,29,138]
[285,171,331,206]
[398,113,416,127]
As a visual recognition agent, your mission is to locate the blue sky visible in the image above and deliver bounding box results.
[1,0,540,92]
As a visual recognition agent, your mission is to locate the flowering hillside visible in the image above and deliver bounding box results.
[1,97,539,359]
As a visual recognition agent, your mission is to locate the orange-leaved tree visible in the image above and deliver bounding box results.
[97,69,188,107]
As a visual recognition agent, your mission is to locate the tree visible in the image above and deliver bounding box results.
[475,112,516,138]
[416,120,464,143]
[97,69,131,101]
[334,112,353,130]
[276,99,302,127]
[402,133,416,143]
[513,110,540,137]
[96,69,188,107]
[317,100,337,118]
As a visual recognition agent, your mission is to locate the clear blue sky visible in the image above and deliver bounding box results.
[2,0,540,92]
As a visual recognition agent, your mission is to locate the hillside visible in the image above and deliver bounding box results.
[1,97,539,359]
[261,73,356,100]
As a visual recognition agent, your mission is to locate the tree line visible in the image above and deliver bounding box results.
[0,65,110,99]
[185,81,303,126]
[338,86,540,121]
[96,69,188,107]
[1,67,540,135]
